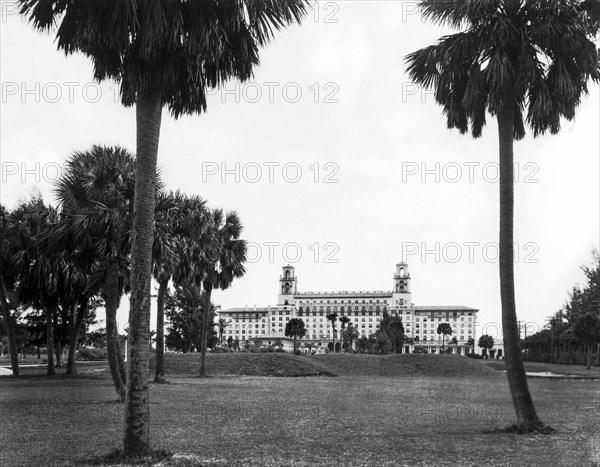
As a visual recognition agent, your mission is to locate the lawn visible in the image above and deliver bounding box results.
[0,355,599,466]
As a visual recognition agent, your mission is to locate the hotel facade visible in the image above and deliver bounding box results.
[217,263,479,354]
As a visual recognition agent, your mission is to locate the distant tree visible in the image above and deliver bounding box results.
[437,323,453,352]
[234,338,240,351]
[217,319,229,347]
[380,315,405,354]
[284,318,307,353]
[227,336,233,349]
[467,337,475,353]
[339,316,350,352]
[573,314,600,369]
[344,323,359,352]
[164,282,217,353]
[326,313,338,353]
[478,335,495,357]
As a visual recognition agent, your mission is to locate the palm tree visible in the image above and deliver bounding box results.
[344,323,359,353]
[11,198,62,376]
[217,319,229,347]
[326,312,338,353]
[406,0,599,432]
[55,146,137,400]
[339,316,350,352]
[0,204,21,376]
[152,190,180,384]
[198,210,247,377]
[18,0,309,455]
[436,323,453,353]
[285,318,307,353]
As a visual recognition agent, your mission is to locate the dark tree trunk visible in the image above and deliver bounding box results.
[37,346,40,360]
[55,340,62,368]
[0,278,19,376]
[105,262,126,401]
[66,297,88,375]
[154,278,168,383]
[46,306,55,376]
[124,82,162,457]
[200,283,212,377]
[586,344,592,369]
[498,96,542,430]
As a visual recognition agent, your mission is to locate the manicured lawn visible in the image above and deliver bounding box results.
[1,354,599,466]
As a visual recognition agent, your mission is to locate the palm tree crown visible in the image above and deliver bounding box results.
[406,0,599,139]
[19,0,308,117]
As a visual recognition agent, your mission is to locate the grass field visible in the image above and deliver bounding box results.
[1,354,599,466]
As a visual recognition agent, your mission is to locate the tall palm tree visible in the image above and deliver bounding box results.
[326,312,338,353]
[55,146,137,400]
[406,0,599,432]
[198,210,247,377]
[18,0,309,455]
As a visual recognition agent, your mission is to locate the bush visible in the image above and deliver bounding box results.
[275,348,285,353]
[466,352,483,359]
[77,347,107,361]
[294,350,301,356]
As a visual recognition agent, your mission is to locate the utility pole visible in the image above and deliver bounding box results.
[546,316,555,364]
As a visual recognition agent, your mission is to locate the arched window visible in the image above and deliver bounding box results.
[284,283,290,294]
[285,270,291,279]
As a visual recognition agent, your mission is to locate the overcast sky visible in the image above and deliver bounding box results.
[1,1,598,341]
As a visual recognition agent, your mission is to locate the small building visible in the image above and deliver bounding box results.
[218,263,478,354]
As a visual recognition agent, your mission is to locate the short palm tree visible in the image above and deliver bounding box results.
[18,0,309,455]
[344,323,359,353]
[436,323,453,353]
[406,0,599,432]
[285,318,307,353]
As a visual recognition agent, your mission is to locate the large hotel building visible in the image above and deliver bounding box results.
[217,263,478,354]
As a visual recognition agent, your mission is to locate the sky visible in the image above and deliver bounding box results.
[1,1,598,342]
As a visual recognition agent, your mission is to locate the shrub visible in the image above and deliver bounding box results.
[466,352,483,359]
[77,347,107,361]
[275,348,285,353]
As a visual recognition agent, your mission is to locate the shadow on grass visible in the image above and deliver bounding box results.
[485,423,558,435]
[85,449,172,466]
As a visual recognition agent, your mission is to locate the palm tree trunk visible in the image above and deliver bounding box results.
[498,98,542,430]
[154,278,168,383]
[200,284,213,377]
[66,297,88,376]
[124,81,163,457]
[55,339,62,368]
[586,344,592,369]
[104,262,126,400]
[46,306,55,376]
[0,278,19,376]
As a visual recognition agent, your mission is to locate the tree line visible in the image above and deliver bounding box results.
[524,251,600,368]
[0,145,247,397]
